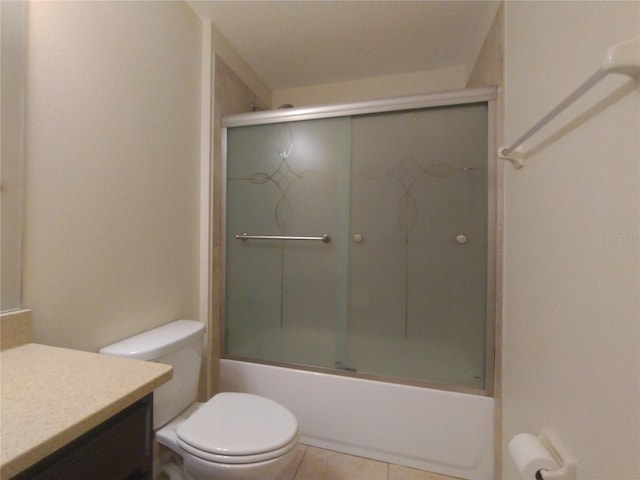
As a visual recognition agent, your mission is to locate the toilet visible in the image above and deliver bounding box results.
[99,320,299,480]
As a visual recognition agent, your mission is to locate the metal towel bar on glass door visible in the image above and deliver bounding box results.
[235,233,331,243]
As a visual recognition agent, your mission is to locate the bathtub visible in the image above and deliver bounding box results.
[220,359,494,480]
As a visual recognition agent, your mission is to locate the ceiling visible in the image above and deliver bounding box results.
[186,1,500,92]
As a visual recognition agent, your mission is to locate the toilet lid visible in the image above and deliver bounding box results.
[176,392,298,457]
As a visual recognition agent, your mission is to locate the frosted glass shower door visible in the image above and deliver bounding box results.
[225,117,351,369]
[225,100,491,391]
[347,104,488,389]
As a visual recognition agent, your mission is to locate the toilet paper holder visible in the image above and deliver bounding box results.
[537,428,577,480]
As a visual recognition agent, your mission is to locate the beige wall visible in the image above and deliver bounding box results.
[502,2,639,479]
[272,65,467,108]
[23,1,202,352]
[466,3,503,90]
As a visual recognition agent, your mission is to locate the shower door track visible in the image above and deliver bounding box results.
[222,87,497,128]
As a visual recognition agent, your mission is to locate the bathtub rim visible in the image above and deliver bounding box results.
[222,354,490,397]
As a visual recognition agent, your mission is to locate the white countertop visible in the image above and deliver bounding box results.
[0,343,172,479]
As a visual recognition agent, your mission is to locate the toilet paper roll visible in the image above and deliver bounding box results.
[508,433,560,480]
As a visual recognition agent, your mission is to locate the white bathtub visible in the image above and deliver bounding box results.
[220,359,494,480]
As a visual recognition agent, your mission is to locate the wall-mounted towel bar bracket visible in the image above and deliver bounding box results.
[500,36,640,169]
[235,233,331,243]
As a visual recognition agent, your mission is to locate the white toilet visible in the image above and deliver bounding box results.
[99,320,300,480]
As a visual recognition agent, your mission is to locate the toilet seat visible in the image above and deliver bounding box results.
[176,392,299,465]
[177,435,299,465]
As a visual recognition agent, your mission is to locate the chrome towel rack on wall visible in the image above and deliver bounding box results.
[500,36,640,169]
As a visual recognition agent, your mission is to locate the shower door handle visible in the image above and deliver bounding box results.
[235,233,331,243]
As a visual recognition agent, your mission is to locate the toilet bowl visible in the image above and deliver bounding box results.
[99,320,299,480]
[156,393,299,480]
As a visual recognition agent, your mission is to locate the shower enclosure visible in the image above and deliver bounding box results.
[222,88,496,394]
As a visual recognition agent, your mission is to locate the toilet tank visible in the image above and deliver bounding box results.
[99,319,205,429]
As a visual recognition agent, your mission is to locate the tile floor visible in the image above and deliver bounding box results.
[281,445,461,480]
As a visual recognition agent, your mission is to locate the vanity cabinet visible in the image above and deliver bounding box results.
[11,395,153,480]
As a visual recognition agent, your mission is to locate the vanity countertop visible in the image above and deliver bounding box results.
[0,342,172,479]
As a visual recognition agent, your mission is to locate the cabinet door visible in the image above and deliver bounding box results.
[13,395,153,480]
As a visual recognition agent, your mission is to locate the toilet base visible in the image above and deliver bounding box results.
[157,446,190,480]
